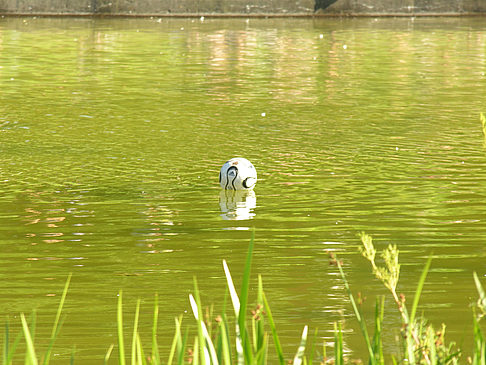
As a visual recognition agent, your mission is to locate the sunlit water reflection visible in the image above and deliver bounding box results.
[1,16,486,362]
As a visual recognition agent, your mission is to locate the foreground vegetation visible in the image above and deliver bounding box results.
[5,232,486,364]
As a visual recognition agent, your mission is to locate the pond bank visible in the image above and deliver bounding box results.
[0,0,485,16]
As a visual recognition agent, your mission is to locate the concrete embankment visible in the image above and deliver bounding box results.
[0,0,485,16]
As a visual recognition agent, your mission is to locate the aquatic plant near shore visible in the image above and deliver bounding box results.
[341,233,461,364]
[107,234,485,364]
[109,233,311,365]
[5,234,486,364]
[4,273,71,365]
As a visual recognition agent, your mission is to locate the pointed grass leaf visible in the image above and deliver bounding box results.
[4,318,23,365]
[218,316,232,365]
[254,333,268,365]
[372,297,385,364]
[474,272,486,314]
[336,258,375,363]
[307,327,318,365]
[238,232,254,338]
[136,333,146,365]
[51,273,71,339]
[222,260,244,364]
[131,299,141,365]
[192,279,207,365]
[43,274,71,365]
[20,313,38,365]
[334,322,343,365]
[104,344,115,365]
[117,291,126,365]
[189,294,219,365]
[262,292,285,365]
[178,327,189,365]
[167,316,183,365]
[222,260,240,316]
[410,256,432,325]
[151,294,160,365]
[292,325,308,365]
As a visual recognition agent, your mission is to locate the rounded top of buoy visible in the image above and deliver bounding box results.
[219,157,257,190]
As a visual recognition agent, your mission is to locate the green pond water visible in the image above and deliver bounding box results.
[1,15,486,362]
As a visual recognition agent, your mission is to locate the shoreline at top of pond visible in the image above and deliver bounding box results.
[1,12,486,18]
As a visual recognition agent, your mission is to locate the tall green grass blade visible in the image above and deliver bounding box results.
[167,316,182,365]
[254,333,268,365]
[42,317,65,365]
[30,312,37,347]
[104,344,114,365]
[136,333,146,365]
[262,292,285,365]
[151,294,160,365]
[403,257,432,365]
[292,325,308,365]
[251,316,257,353]
[238,232,255,362]
[218,316,232,365]
[222,260,240,315]
[473,274,486,365]
[20,313,38,365]
[131,299,141,365]
[308,327,318,365]
[474,272,486,313]
[334,322,343,365]
[117,291,126,365]
[222,260,244,364]
[50,273,71,339]
[22,310,38,365]
[177,327,189,365]
[215,291,231,364]
[409,257,432,325]
[481,342,486,365]
[322,340,327,365]
[372,297,385,364]
[191,279,208,365]
[189,294,219,364]
[336,259,375,364]
[254,275,265,353]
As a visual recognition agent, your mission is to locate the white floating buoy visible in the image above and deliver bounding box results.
[219,157,257,190]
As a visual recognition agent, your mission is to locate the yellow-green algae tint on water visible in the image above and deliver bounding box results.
[1,16,486,362]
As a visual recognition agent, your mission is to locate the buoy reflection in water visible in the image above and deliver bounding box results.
[219,189,257,220]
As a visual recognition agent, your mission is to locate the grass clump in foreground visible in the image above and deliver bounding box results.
[6,233,486,364]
